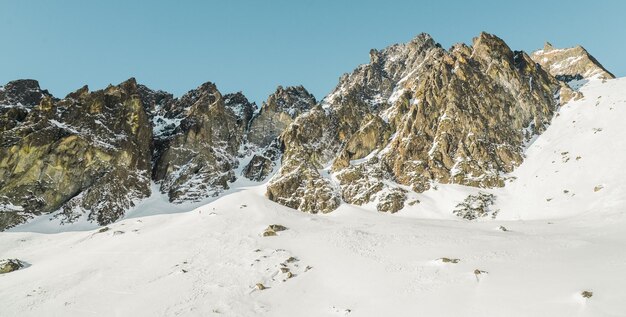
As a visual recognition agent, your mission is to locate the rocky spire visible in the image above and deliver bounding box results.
[247,85,316,148]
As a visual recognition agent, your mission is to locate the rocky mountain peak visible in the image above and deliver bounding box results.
[136,84,174,116]
[531,43,615,82]
[0,79,55,132]
[268,32,565,214]
[119,77,138,90]
[247,85,316,147]
[472,32,515,60]
[0,79,52,107]
[324,32,439,110]
[223,91,255,110]
[179,82,222,108]
[152,81,256,204]
[65,85,90,100]
[223,92,256,128]
[0,74,296,230]
[409,32,435,45]
[151,81,221,121]
[265,85,316,117]
[0,78,154,229]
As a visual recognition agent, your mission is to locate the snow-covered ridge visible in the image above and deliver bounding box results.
[531,42,615,81]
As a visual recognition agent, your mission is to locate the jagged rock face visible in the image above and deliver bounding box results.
[332,114,392,169]
[242,140,281,182]
[0,79,51,108]
[0,77,260,229]
[224,92,256,132]
[243,155,274,182]
[324,33,439,111]
[0,79,153,229]
[247,86,316,148]
[531,42,615,81]
[137,84,176,137]
[268,32,564,213]
[267,106,341,213]
[240,86,315,183]
[153,83,254,203]
[383,34,560,191]
[0,80,53,132]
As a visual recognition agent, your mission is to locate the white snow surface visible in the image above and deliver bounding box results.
[2,78,626,316]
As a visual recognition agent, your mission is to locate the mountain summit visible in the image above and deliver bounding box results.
[268,32,568,213]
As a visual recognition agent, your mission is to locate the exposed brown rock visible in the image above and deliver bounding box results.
[248,86,315,148]
[267,32,563,214]
[153,82,254,203]
[0,78,153,229]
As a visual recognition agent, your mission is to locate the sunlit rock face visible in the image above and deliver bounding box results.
[0,79,153,229]
[248,85,316,148]
[267,32,568,213]
[0,79,259,229]
[152,82,255,203]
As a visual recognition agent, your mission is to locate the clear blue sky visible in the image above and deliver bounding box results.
[1,0,623,104]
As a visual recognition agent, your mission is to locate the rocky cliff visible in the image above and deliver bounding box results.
[152,83,254,203]
[267,32,576,213]
[0,32,615,230]
[0,79,153,229]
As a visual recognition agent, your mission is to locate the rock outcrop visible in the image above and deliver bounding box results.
[267,105,342,213]
[531,42,615,82]
[0,259,25,274]
[242,86,316,182]
[242,140,281,182]
[153,82,254,203]
[0,80,53,132]
[0,79,153,229]
[267,32,566,213]
[0,78,260,229]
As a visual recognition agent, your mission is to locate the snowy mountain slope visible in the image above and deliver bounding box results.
[495,77,626,219]
[1,78,626,316]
